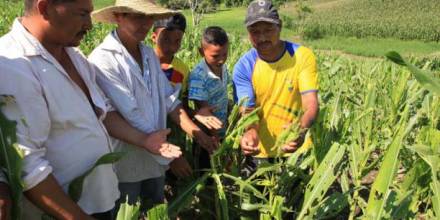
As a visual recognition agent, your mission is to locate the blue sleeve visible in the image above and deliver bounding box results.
[232,50,258,107]
[188,67,209,101]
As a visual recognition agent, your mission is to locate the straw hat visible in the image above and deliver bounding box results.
[92,0,178,24]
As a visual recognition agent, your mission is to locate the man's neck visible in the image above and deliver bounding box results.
[154,47,173,65]
[258,40,285,63]
[116,29,140,56]
[21,16,64,61]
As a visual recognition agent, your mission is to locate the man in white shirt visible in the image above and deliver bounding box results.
[0,0,181,219]
[89,0,219,210]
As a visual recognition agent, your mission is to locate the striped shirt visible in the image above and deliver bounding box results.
[188,59,229,136]
[89,31,181,182]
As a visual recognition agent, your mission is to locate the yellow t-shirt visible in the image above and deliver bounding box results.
[233,42,318,158]
[161,56,190,99]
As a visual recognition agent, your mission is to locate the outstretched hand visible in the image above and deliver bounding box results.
[194,106,223,130]
[143,129,182,159]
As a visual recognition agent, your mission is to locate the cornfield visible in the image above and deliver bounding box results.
[300,0,440,42]
[1,0,440,219]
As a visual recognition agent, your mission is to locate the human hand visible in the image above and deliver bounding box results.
[194,130,219,154]
[156,143,182,159]
[240,128,260,156]
[170,156,193,178]
[143,129,182,159]
[281,131,306,153]
[194,106,223,130]
[143,129,170,149]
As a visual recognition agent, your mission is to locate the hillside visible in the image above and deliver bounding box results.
[282,0,440,42]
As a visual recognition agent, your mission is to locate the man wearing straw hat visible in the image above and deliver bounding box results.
[89,0,219,211]
[0,0,182,219]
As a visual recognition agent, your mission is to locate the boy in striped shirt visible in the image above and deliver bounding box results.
[188,26,230,169]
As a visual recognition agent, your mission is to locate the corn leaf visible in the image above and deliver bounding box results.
[386,51,440,95]
[213,173,229,220]
[297,143,346,219]
[116,200,140,220]
[168,172,209,217]
[270,195,284,220]
[0,100,24,220]
[147,203,169,220]
[365,107,417,219]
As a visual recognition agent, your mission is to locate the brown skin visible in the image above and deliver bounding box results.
[152,27,190,110]
[190,41,229,134]
[240,21,319,156]
[0,182,11,220]
[199,41,229,76]
[19,1,180,219]
[114,12,155,69]
[152,27,184,66]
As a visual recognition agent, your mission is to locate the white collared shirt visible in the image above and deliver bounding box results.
[0,19,119,215]
[88,31,181,182]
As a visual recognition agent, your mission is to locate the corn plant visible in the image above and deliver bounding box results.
[0,97,24,220]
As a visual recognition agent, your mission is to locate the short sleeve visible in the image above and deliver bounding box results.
[298,48,318,94]
[188,68,209,101]
[232,50,258,107]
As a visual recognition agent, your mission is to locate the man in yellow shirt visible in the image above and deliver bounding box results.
[233,0,319,167]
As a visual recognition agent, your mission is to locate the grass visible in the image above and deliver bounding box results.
[304,36,440,58]
[90,0,440,58]
[93,0,114,9]
[182,7,296,40]
[296,0,440,41]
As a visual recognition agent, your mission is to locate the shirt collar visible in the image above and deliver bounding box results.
[11,19,48,57]
[100,30,146,55]
[201,59,227,81]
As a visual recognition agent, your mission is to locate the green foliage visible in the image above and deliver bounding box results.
[1,1,440,219]
[0,1,23,36]
[147,204,169,220]
[306,36,440,58]
[0,97,24,220]
[116,200,141,220]
[302,0,440,42]
[386,51,440,95]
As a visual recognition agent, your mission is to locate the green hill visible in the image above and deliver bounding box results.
[286,0,440,42]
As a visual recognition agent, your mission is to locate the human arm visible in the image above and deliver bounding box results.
[168,104,218,154]
[232,54,261,155]
[103,111,181,159]
[90,58,181,158]
[24,175,93,220]
[169,156,193,178]
[0,65,93,220]
[193,100,223,132]
[282,48,319,153]
[281,92,319,153]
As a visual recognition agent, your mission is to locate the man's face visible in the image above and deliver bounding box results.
[201,42,229,69]
[153,28,184,57]
[116,13,154,43]
[45,0,93,47]
[247,21,281,54]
